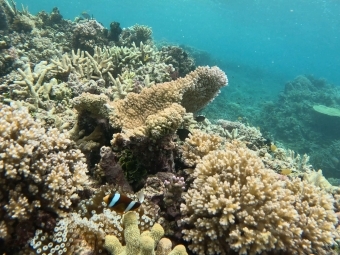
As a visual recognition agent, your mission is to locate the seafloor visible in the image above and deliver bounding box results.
[0,1,340,255]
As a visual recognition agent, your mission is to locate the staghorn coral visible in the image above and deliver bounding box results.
[181,140,339,255]
[104,211,188,255]
[0,103,90,244]
[12,61,53,109]
[50,47,113,82]
[109,41,175,85]
[262,146,313,176]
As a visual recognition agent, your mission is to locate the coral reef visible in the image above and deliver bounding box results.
[0,103,90,250]
[72,65,227,147]
[73,19,107,53]
[29,185,159,254]
[181,140,339,255]
[119,24,153,47]
[104,211,188,255]
[181,130,223,167]
[160,45,196,78]
[258,75,340,177]
[109,66,227,137]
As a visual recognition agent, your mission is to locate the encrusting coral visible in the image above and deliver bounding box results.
[0,103,90,242]
[104,211,188,255]
[181,140,339,255]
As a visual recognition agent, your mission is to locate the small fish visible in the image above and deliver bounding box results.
[194,115,206,122]
[281,168,292,175]
[176,128,191,141]
[103,191,144,214]
[270,143,277,152]
[81,11,91,20]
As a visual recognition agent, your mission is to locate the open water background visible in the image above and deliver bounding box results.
[15,0,340,85]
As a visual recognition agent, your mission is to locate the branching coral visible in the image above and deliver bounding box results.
[51,47,113,81]
[181,140,339,255]
[0,103,90,241]
[13,61,53,109]
[181,130,223,167]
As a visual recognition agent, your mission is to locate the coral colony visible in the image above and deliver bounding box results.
[0,1,340,254]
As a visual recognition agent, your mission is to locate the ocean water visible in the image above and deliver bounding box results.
[16,0,340,84]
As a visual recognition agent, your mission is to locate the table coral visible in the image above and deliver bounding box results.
[110,66,227,138]
[181,140,339,255]
[0,103,90,243]
[73,66,227,141]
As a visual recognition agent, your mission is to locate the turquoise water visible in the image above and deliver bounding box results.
[16,0,340,84]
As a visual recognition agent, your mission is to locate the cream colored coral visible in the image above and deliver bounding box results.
[0,103,90,239]
[303,169,339,193]
[51,47,113,81]
[180,66,228,112]
[156,238,172,255]
[181,130,223,167]
[104,212,188,255]
[73,66,227,141]
[110,66,227,129]
[110,66,226,140]
[144,103,185,139]
[0,221,8,239]
[181,141,338,255]
[14,61,53,108]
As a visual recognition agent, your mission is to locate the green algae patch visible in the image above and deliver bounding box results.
[313,105,340,117]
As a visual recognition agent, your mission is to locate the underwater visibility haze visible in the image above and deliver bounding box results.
[1,0,340,254]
